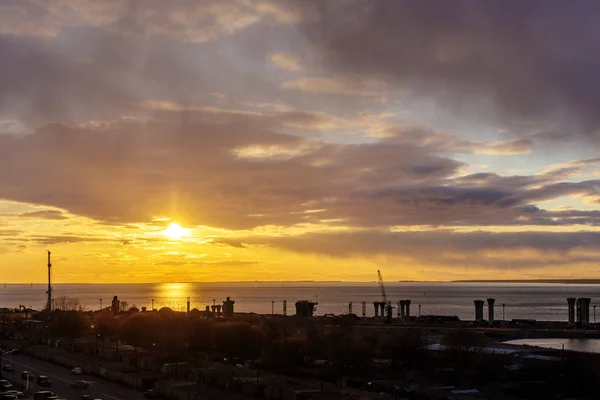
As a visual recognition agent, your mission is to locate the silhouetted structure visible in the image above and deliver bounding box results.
[577,297,591,325]
[348,301,353,315]
[295,301,318,317]
[567,297,576,326]
[111,296,120,313]
[399,300,406,320]
[186,297,190,314]
[487,298,495,322]
[223,297,235,318]
[474,300,484,322]
[361,301,366,318]
[405,299,411,320]
[373,302,380,317]
[283,300,287,316]
[46,250,52,312]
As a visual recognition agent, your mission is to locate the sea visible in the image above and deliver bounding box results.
[2,282,600,322]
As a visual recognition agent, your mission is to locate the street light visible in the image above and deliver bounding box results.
[151,298,155,311]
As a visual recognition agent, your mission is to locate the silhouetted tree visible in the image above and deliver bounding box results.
[53,296,81,311]
[95,310,120,340]
[49,311,89,338]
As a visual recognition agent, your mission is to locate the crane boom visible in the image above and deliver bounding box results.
[377,270,387,304]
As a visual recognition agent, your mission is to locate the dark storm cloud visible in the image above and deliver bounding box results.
[297,0,600,138]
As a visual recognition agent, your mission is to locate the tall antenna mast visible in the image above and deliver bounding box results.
[46,250,52,311]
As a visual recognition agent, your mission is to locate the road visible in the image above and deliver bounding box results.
[1,352,148,400]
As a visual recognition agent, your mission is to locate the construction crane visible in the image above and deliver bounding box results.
[377,270,392,323]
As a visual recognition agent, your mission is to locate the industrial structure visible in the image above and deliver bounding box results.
[487,298,495,322]
[295,300,318,317]
[45,250,52,312]
[377,270,392,323]
[567,297,576,326]
[474,300,485,322]
[577,297,591,325]
[223,297,235,318]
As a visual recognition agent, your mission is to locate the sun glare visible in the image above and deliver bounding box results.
[163,223,189,239]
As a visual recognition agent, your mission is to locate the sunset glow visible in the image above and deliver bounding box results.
[1,1,600,283]
[162,223,189,240]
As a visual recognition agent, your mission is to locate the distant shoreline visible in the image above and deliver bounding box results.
[452,279,600,284]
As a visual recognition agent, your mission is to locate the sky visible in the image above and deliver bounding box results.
[1,0,600,283]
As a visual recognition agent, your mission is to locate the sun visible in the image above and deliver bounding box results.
[162,223,189,239]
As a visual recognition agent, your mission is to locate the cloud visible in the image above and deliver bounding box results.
[270,52,303,72]
[18,210,68,220]
[240,229,600,269]
[297,0,600,139]
[281,77,387,97]
[0,0,280,43]
[1,111,597,231]
[0,116,466,229]
[0,230,21,237]
[27,235,105,245]
[468,139,532,156]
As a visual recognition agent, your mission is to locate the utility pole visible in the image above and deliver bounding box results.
[271,301,274,315]
[502,303,506,322]
[46,250,52,312]
[100,299,103,310]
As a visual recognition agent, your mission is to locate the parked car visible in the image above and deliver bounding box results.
[2,365,13,372]
[71,367,83,375]
[68,381,90,389]
[33,392,56,400]
[0,380,13,389]
[3,390,26,398]
[36,376,51,387]
[143,389,162,398]
[20,371,34,380]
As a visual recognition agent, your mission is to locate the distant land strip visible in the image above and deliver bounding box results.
[452,279,600,284]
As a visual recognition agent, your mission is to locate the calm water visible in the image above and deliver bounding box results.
[506,338,600,354]
[2,282,600,321]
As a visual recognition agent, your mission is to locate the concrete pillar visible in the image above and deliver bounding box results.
[487,298,495,322]
[283,300,287,316]
[373,302,380,317]
[582,298,591,324]
[399,301,405,320]
[186,297,190,314]
[567,297,576,325]
[348,301,353,315]
[405,300,411,321]
[361,301,366,318]
[474,300,484,322]
[397,300,402,318]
